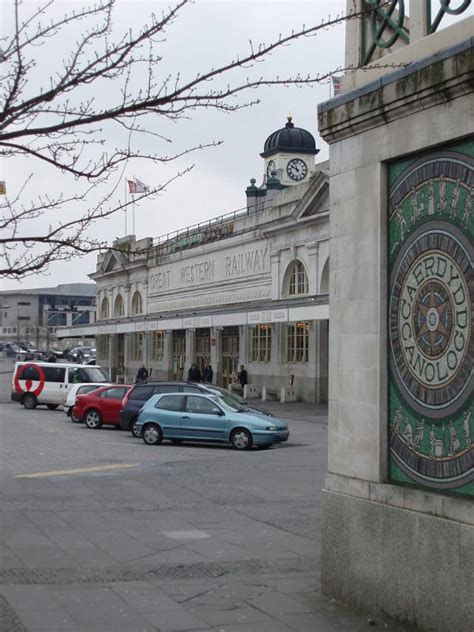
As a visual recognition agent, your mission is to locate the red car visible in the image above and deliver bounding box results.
[73,385,132,429]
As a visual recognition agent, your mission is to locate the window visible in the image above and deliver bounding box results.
[18,366,40,381]
[181,385,202,394]
[288,260,309,296]
[250,324,272,362]
[154,384,182,394]
[185,396,222,415]
[114,294,125,317]
[151,331,164,361]
[155,395,184,411]
[287,321,310,363]
[131,291,143,316]
[100,297,110,320]
[101,387,128,399]
[43,367,66,382]
[130,332,143,361]
[129,385,154,401]
[77,385,101,396]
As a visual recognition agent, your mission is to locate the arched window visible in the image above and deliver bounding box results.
[131,291,143,316]
[320,259,329,294]
[114,294,125,317]
[100,297,109,320]
[287,260,309,296]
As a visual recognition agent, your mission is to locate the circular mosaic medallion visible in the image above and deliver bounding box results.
[389,222,473,418]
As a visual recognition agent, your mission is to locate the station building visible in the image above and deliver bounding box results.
[59,118,330,402]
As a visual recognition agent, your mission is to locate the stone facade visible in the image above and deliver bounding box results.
[318,3,473,630]
[60,162,330,403]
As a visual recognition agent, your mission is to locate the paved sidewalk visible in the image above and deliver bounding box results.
[1,365,412,631]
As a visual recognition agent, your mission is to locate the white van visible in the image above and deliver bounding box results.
[11,362,109,410]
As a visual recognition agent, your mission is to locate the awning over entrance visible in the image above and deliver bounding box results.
[57,301,329,339]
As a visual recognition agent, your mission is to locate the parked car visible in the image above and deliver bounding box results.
[66,346,95,363]
[11,361,109,409]
[136,392,289,450]
[119,381,272,436]
[73,385,133,429]
[63,383,112,422]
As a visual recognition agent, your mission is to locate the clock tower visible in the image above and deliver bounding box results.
[260,116,319,186]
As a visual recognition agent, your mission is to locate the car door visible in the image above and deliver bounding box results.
[100,386,130,423]
[182,395,226,440]
[153,395,185,437]
[42,366,67,404]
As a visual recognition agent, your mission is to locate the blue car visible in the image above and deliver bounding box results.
[136,392,289,450]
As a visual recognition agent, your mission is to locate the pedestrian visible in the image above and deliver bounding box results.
[187,363,201,382]
[47,352,57,363]
[237,365,248,388]
[136,364,149,383]
[203,364,213,383]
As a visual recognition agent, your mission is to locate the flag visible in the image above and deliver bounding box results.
[134,177,149,193]
[0,181,6,194]
[127,178,149,194]
[331,75,342,96]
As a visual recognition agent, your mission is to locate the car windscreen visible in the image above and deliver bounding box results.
[70,367,108,383]
[207,385,247,405]
[215,395,246,412]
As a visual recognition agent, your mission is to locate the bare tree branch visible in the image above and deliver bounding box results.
[0,0,399,279]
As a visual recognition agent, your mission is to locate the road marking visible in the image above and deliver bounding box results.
[15,463,138,478]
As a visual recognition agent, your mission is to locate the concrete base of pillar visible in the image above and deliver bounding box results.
[321,488,474,632]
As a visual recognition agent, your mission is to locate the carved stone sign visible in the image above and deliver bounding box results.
[148,242,269,295]
[388,143,473,497]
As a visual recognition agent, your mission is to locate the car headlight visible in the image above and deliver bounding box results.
[266,425,277,431]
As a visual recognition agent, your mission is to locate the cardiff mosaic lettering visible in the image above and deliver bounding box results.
[388,143,473,497]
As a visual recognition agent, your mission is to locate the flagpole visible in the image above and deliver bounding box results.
[132,175,136,235]
[124,178,128,235]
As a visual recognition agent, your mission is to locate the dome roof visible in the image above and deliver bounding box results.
[260,116,318,158]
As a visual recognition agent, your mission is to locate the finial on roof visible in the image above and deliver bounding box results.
[286,113,294,128]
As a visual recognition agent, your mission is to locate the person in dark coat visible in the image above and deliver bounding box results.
[237,365,248,387]
[136,365,149,383]
[187,364,201,382]
[203,365,213,383]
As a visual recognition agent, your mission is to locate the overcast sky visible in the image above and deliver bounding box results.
[1,0,346,291]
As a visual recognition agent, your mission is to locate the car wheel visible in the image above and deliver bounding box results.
[22,393,37,409]
[170,439,183,444]
[85,409,102,429]
[230,428,253,450]
[129,417,142,438]
[47,404,58,410]
[142,423,162,446]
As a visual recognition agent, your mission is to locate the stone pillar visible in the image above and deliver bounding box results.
[123,333,131,383]
[210,327,222,385]
[164,330,173,379]
[238,325,247,369]
[142,331,149,367]
[409,0,429,42]
[306,242,319,295]
[108,334,115,382]
[185,329,195,371]
[270,252,281,300]
[124,283,131,317]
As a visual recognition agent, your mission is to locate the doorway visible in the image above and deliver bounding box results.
[222,326,239,388]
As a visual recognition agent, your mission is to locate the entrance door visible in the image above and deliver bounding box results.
[195,328,210,376]
[172,331,186,380]
[222,327,239,388]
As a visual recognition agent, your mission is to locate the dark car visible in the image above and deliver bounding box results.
[120,381,272,436]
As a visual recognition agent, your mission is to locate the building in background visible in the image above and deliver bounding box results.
[0,283,96,349]
[59,118,330,402]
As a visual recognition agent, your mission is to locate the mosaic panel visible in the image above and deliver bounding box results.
[388,140,473,496]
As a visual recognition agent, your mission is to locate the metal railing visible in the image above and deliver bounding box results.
[151,199,273,259]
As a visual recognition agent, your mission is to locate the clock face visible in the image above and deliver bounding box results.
[266,160,276,177]
[286,158,308,181]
